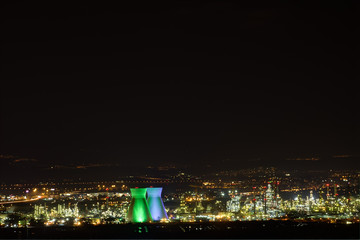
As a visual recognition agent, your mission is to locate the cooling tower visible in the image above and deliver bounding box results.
[126,188,152,223]
[146,187,168,221]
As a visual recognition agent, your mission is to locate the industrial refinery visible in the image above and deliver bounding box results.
[0,168,359,238]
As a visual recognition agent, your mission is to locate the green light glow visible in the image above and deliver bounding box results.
[127,188,152,223]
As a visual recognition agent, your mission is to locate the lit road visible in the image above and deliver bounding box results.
[0,196,44,205]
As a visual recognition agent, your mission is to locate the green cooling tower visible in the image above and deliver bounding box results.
[126,188,152,223]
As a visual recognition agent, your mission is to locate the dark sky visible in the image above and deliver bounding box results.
[1,1,358,180]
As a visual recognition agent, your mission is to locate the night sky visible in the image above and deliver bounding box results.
[1,1,358,181]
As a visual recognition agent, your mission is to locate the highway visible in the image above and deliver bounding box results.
[0,196,44,205]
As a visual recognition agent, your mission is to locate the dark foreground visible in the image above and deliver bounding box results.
[0,221,359,239]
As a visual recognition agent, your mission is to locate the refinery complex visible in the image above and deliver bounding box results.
[0,168,359,238]
[0,168,359,228]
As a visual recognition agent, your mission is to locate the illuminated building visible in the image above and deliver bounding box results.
[146,187,168,221]
[265,184,276,208]
[226,196,241,213]
[126,188,152,223]
[195,200,205,214]
[175,194,189,214]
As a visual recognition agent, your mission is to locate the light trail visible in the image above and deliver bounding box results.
[0,196,44,205]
